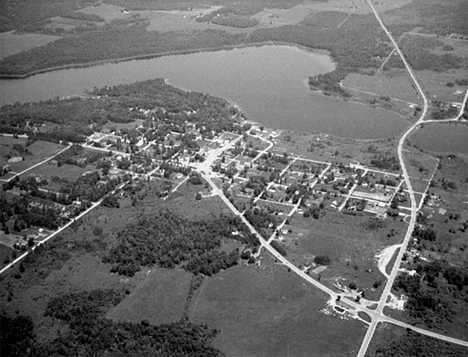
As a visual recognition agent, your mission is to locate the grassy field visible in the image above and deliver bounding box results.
[107,267,192,324]
[284,210,407,300]
[416,69,468,103]
[402,148,439,178]
[343,70,420,104]
[27,162,95,185]
[409,124,468,155]
[274,130,402,171]
[5,140,66,173]
[189,254,366,357]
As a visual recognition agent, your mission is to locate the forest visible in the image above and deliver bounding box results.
[1,289,223,357]
[104,211,258,277]
[0,17,244,76]
[394,259,468,330]
[0,78,242,145]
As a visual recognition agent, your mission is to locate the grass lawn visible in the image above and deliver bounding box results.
[107,267,192,325]
[189,255,366,357]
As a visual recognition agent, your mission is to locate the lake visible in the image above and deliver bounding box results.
[0,45,410,139]
[409,123,468,154]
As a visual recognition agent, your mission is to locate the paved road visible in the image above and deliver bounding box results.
[0,182,126,276]
[2,144,71,182]
[357,1,465,355]
[380,315,468,348]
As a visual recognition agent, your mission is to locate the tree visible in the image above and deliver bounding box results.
[314,255,331,265]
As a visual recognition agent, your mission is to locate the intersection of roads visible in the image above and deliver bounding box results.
[1,0,467,354]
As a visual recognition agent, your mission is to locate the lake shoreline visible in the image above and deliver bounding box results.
[0,41,335,80]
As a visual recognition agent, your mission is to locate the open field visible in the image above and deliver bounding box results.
[166,186,235,220]
[416,69,468,103]
[139,9,248,34]
[2,140,66,173]
[364,323,468,357]
[343,70,420,104]
[295,0,412,16]
[284,210,407,300]
[78,3,131,22]
[190,255,366,357]
[402,148,439,179]
[27,162,96,184]
[107,267,192,324]
[276,130,400,169]
[0,32,62,60]
[409,124,468,155]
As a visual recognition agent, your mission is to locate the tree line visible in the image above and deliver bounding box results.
[103,210,258,277]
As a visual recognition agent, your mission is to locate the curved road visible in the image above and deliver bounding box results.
[358,1,467,355]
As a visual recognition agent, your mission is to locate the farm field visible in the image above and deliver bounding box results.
[293,0,412,15]
[107,267,192,324]
[140,9,248,34]
[77,3,131,22]
[189,255,366,357]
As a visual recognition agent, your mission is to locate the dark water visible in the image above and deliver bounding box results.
[410,123,468,154]
[0,45,410,139]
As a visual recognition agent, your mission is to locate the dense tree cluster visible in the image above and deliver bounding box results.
[394,259,468,329]
[0,192,64,231]
[0,16,245,75]
[314,255,331,265]
[244,208,277,232]
[0,313,36,357]
[413,225,437,242]
[104,211,255,277]
[186,249,239,276]
[309,69,350,97]
[270,241,287,256]
[1,289,223,357]
[370,152,400,172]
[45,289,125,324]
[58,171,120,202]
